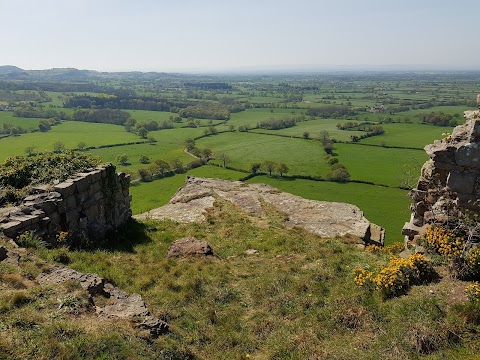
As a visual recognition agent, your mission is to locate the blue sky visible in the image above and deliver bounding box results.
[1,0,479,71]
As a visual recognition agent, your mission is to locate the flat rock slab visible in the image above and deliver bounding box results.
[166,237,214,258]
[136,177,384,244]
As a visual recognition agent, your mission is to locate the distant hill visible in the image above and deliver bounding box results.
[0,65,29,79]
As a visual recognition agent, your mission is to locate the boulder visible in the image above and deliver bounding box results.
[166,237,214,258]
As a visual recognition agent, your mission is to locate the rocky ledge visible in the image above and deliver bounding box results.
[136,177,385,245]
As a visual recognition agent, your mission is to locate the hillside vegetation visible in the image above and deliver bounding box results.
[1,198,479,359]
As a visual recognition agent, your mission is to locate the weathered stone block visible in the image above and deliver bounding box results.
[0,221,23,237]
[86,205,100,220]
[65,211,79,224]
[65,195,77,210]
[73,176,90,193]
[88,181,102,197]
[54,181,75,197]
[447,171,476,194]
[456,143,480,168]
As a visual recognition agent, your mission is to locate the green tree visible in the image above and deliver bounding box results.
[77,142,87,151]
[116,153,129,165]
[262,160,276,176]
[303,132,310,139]
[139,155,150,164]
[38,119,51,132]
[250,163,261,174]
[202,148,212,159]
[138,127,148,139]
[185,138,195,151]
[170,158,183,170]
[323,142,334,155]
[154,159,170,175]
[53,141,65,153]
[138,168,151,182]
[276,163,289,177]
[219,153,230,168]
[319,130,331,146]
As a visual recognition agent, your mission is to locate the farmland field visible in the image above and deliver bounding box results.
[1,70,479,243]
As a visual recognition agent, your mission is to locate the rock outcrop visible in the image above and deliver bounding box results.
[136,177,385,245]
[0,164,132,244]
[403,102,480,243]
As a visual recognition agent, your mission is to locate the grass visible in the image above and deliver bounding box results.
[0,121,141,161]
[11,199,478,359]
[0,111,40,131]
[335,143,427,187]
[246,175,410,244]
[197,132,331,176]
[359,123,452,148]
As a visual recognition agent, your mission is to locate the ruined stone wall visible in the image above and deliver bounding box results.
[0,164,132,243]
[403,106,480,243]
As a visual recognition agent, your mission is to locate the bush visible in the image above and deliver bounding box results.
[354,254,437,299]
[325,168,349,183]
[465,282,480,303]
[418,226,465,259]
[15,231,46,249]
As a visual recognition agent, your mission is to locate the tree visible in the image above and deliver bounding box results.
[116,153,129,165]
[170,158,183,171]
[185,138,195,151]
[202,148,212,159]
[24,146,35,157]
[219,153,230,168]
[319,130,330,146]
[77,142,87,151]
[53,141,65,153]
[276,163,289,177]
[323,142,334,155]
[138,127,148,139]
[303,132,310,139]
[154,159,170,175]
[250,163,261,174]
[229,124,235,132]
[138,168,152,182]
[38,119,51,132]
[326,167,350,183]
[139,155,150,164]
[262,160,276,176]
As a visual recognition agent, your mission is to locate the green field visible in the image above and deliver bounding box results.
[197,132,331,176]
[0,121,141,160]
[251,118,365,142]
[335,143,427,187]
[246,176,410,244]
[359,122,450,148]
[0,111,40,130]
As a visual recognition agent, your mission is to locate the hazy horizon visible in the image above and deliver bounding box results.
[1,0,479,72]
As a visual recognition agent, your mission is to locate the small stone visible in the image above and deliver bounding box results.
[429,290,434,295]
[166,237,214,258]
[244,249,258,255]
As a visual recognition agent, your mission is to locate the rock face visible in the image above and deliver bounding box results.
[403,102,480,242]
[166,237,214,258]
[136,177,385,245]
[0,164,132,244]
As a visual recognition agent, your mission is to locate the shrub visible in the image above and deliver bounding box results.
[15,231,46,249]
[354,254,437,299]
[465,282,480,303]
[418,225,465,259]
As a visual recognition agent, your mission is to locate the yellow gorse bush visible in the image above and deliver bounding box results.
[354,254,437,299]
[420,226,465,259]
[465,282,480,302]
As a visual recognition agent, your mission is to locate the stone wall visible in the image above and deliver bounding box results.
[402,103,480,243]
[0,164,132,243]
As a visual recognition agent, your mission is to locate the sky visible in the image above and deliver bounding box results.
[1,0,479,72]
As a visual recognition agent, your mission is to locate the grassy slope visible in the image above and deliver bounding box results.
[10,201,477,359]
